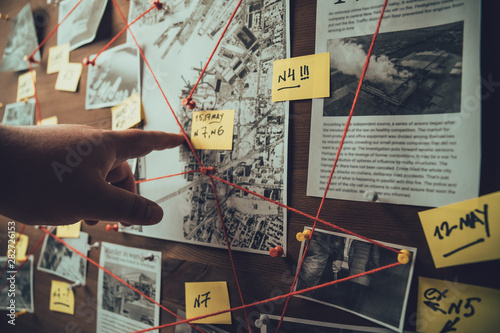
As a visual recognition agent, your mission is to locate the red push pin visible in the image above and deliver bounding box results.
[82,57,95,66]
[150,0,163,10]
[23,54,39,64]
[182,97,196,110]
[106,223,119,232]
[200,166,216,176]
[296,229,312,242]
[269,246,284,257]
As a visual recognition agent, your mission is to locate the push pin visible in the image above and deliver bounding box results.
[398,249,412,264]
[296,229,312,242]
[151,0,163,10]
[0,13,9,21]
[141,253,156,261]
[363,190,378,202]
[200,166,216,176]
[106,223,119,232]
[87,242,99,251]
[67,281,81,290]
[23,54,39,64]
[269,246,284,257]
[182,97,196,110]
[82,57,95,66]
[255,314,270,328]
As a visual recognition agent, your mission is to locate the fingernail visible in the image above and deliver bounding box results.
[146,204,163,224]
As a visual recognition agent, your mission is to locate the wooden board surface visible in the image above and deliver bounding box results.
[0,1,499,332]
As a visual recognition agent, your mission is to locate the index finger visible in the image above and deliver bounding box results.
[111,129,186,160]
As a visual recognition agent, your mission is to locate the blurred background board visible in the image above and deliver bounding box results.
[0,1,499,332]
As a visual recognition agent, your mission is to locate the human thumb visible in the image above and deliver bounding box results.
[91,180,164,225]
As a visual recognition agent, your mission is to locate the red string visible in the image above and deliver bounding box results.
[208,177,252,332]
[29,0,84,59]
[135,169,200,184]
[134,261,402,332]
[187,0,243,101]
[89,5,157,65]
[0,226,54,293]
[0,224,27,281]
[276,2,389,330]
[39,227,205,333]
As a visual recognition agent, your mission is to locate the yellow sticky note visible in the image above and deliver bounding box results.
[56,221,81,238]
[12,233,29,262]
[47,43,70,74]
[417,277,500,332]
[49,280,75,315]
[38,115,58,125]
[191,110,235,150]
[418,192,499,268]
[185,281,231,324]
[111,92,142,130]
[55,63,82,92]
[272,52,330,102]
[17,71,36,102]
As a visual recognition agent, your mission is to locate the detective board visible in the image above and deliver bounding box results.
[0,1,499,332]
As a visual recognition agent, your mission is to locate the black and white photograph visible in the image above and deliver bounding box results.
[85,43,140,110]
[97,242,161,332]
[295,228,416,332]
[323,22,464,117]
[37,229,88,285]
[123,0,290,256]
[0,3,40,72]
[57,0,108,51]
[260,314,398,333]
[0,256,34,313]
[101,262,156,325]
[1,99,35,126]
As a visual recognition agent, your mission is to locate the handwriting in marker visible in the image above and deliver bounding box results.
[194,291,211,308]
[277,85,301,91]
[443,238,485,258]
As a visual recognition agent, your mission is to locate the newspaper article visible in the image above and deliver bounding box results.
[307,0,481,207]
[97,243,161,333]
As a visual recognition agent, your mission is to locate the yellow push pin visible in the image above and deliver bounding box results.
[296,229,312,242]
[398,249,412,264]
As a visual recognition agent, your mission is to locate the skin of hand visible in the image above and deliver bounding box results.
[0,124,185,226]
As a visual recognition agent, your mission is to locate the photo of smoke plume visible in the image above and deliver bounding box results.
[324,21,464,117]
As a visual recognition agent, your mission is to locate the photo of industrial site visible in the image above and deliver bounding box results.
[324,21,464,117]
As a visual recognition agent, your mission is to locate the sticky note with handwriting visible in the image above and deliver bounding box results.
[56,221,81,238]
[17,71,36,102]
[417,277,500,333]
[47,43,70,74]
[55,63,83,92]
[13,233,28,262]
[185,281,231,324]
[111,92,142,130]
[191,110,235,150]
[418,192,499,268]
[49,280,75,315]
[272,52,330,102]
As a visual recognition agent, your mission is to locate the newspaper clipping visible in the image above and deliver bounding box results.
[307,0,481,207]
[97,243,161,333]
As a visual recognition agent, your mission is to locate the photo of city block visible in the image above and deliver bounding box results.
[324,21,464,117]
[133,0,288,254]
[102,262,157,326]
